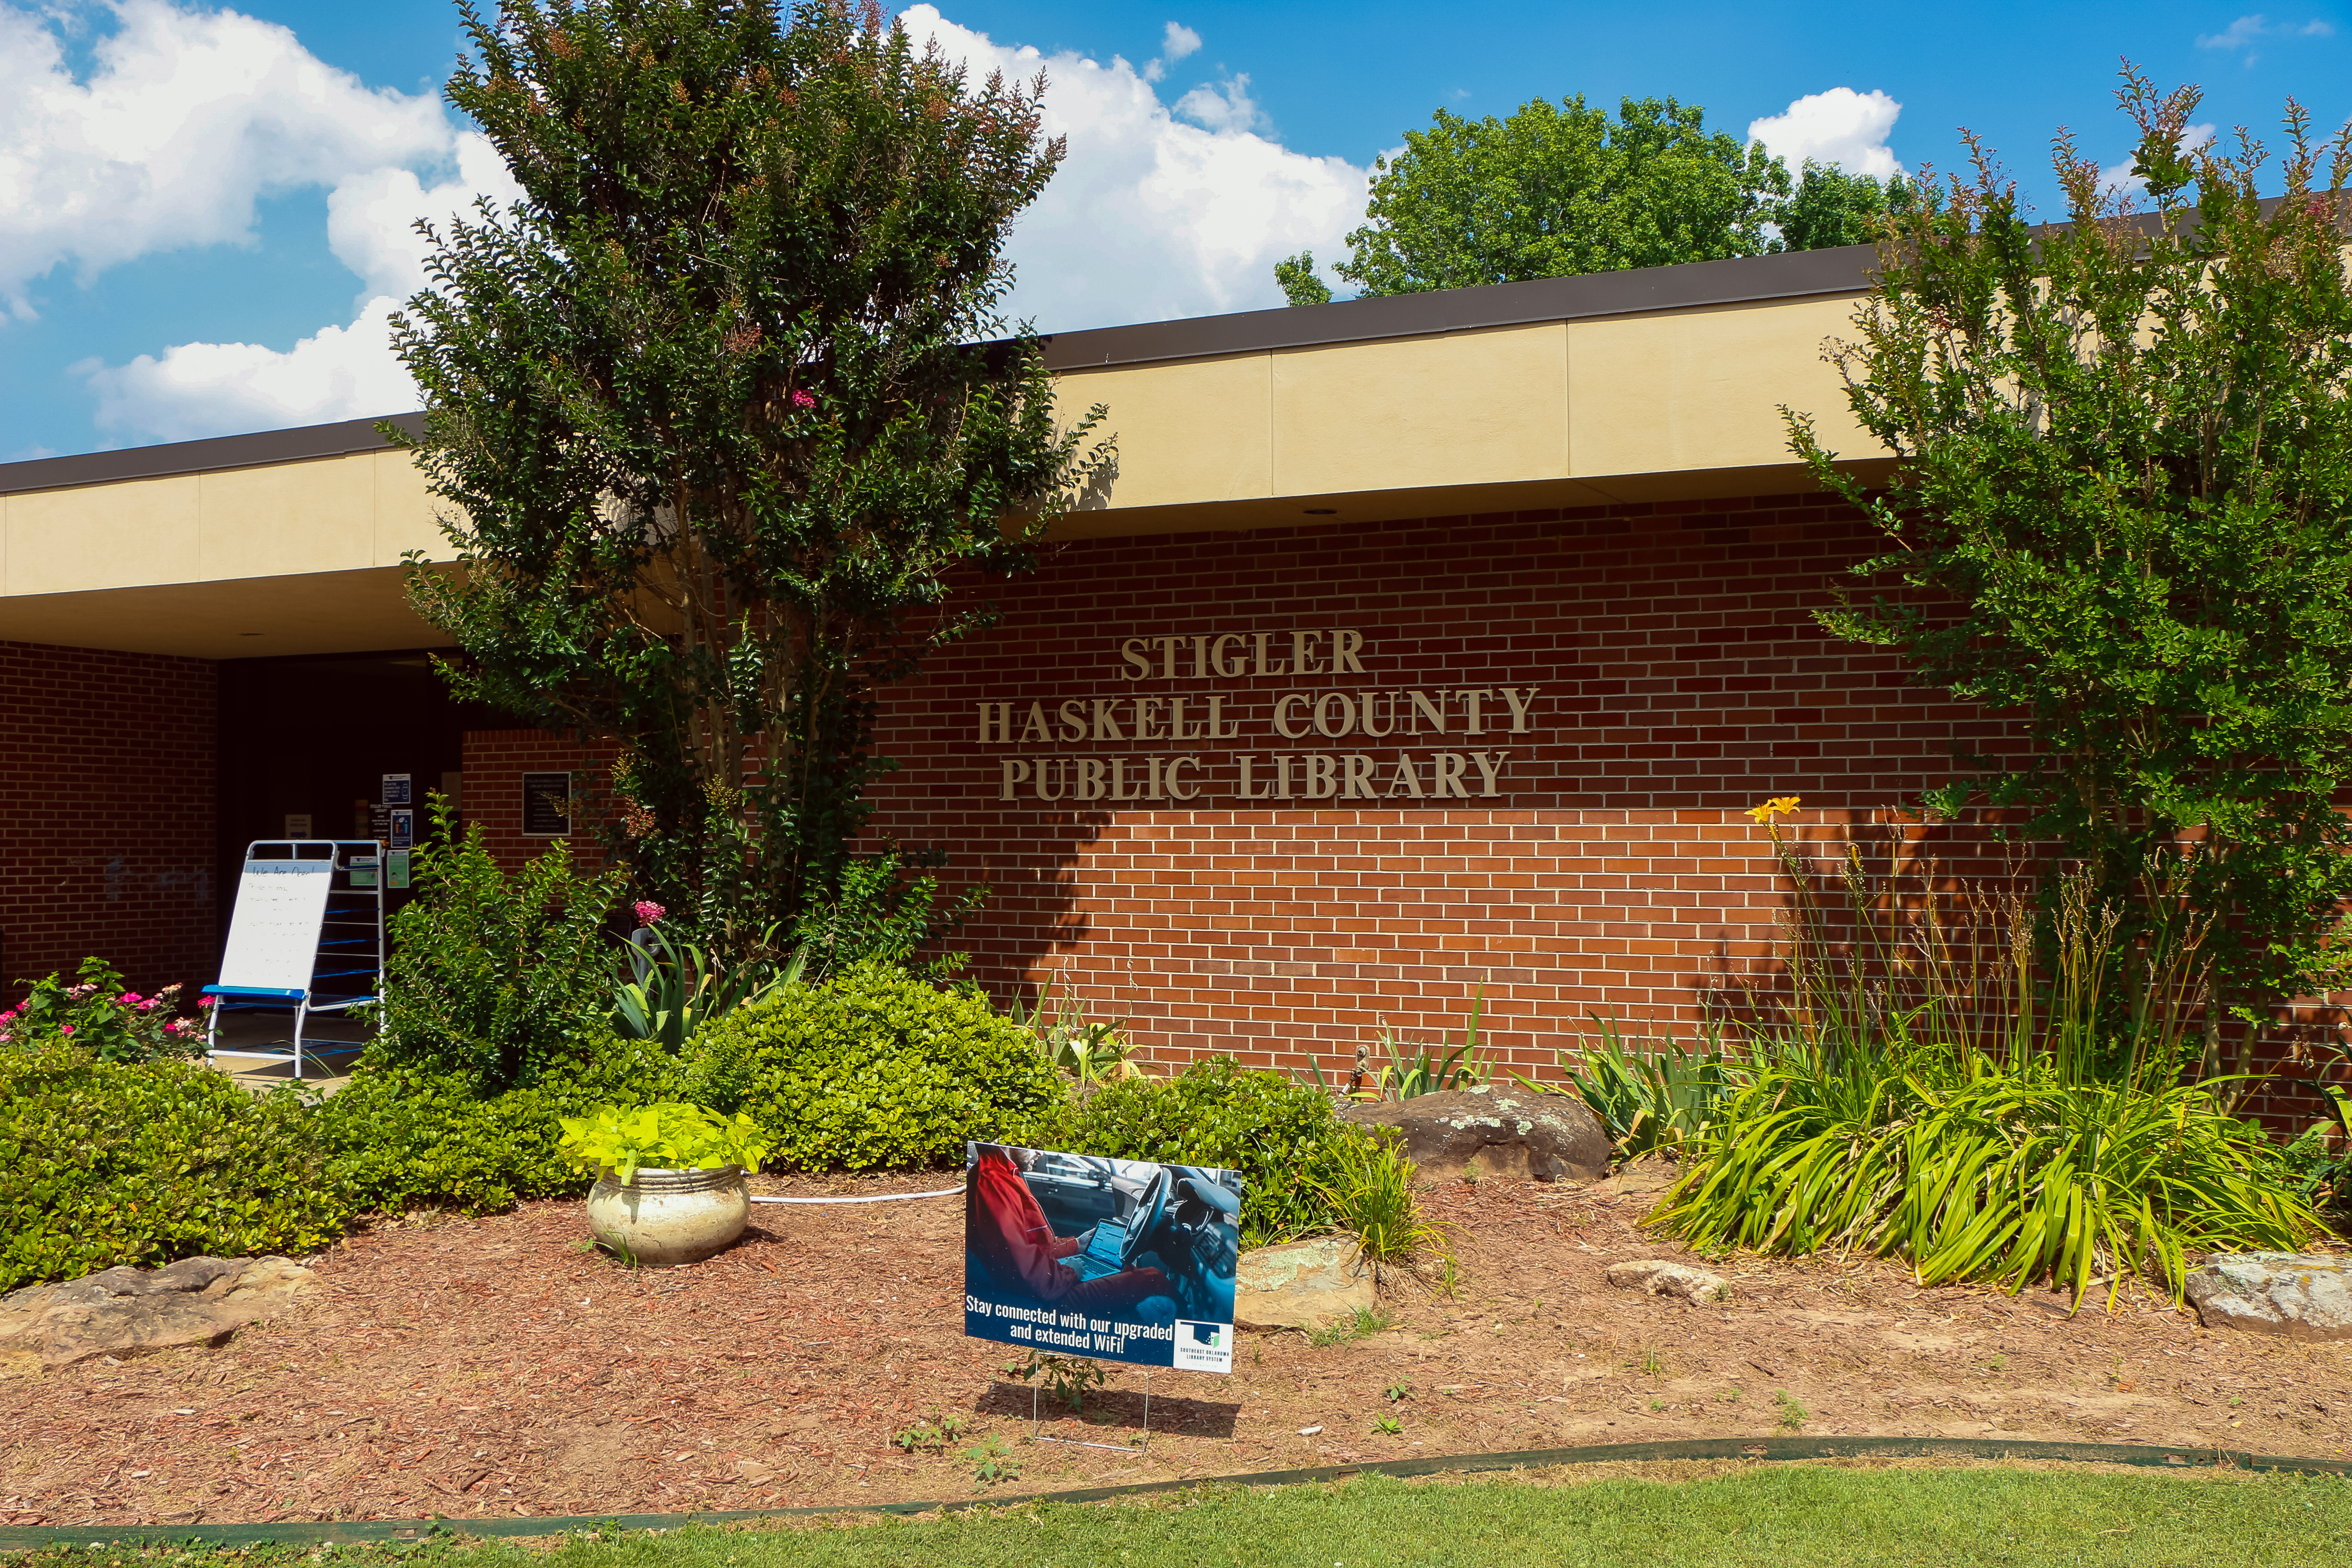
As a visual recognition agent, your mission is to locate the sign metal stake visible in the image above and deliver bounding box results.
[1030,1361,1149,1453]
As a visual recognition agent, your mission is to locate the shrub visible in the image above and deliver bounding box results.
[370,796,623,1093]
[0,957,202,1064]
[686,962,1066,1169]
[792,851,988,983]
[319,1034,678,1217]
[0,1041,352,1292]
[1063,1058,1358,1248]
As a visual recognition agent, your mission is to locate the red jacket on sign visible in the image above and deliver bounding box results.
[968,1148,1170,1312]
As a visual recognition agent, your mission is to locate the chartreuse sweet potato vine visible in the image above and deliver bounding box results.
[557,1102,769,1186]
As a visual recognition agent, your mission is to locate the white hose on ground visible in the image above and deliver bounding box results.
[748,1185,965,1205]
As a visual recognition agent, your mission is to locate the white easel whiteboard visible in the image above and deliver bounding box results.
[216,859,335,993]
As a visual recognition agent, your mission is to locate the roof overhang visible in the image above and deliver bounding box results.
[1,245,1886,660]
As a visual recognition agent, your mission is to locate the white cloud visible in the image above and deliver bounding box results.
[1173,74,1260,134]
[1747,87,1904,181]
[325,131,524,308]
[902,6,1369,328]
[90,129,529,441]
[7,2,524,443]
[2197,13,2334,61]
[80,294,416,441]
[0,0,451,319]
[49,2,1372,446]
[1140,21,1201,83]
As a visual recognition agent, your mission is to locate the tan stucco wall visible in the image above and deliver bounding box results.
[3,286,1884,655]
[0,448,441,598]
[1051,291,1877,536]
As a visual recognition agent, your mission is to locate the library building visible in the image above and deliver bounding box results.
[1,241,2027,1080]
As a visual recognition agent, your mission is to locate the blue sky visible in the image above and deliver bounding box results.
[3,1,2345,461]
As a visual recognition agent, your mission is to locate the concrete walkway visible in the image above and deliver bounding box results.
[200,1010,366,1098]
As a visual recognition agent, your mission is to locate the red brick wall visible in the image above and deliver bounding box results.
[0,640,217,1002]
[441,496,2343,1125]
[858,492,2040,1081]
[459,729,618,873]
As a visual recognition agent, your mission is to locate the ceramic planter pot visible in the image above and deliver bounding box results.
[586,1164,750,1266]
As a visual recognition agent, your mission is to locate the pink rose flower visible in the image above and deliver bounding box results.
[634,900,667,928]
[790,390,815,410]
[59,1024,73,1036]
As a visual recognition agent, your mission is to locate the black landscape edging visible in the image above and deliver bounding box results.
[3,1435,2345,1552]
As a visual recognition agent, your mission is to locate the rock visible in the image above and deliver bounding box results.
[1605,1258,1731,1305]
[1234,1236,1376,1331]
[0,1256,318,1372]
[2184,1253,2352,1341]
[1338,1084,1609,1182]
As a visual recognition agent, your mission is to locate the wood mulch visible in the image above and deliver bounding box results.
[3,1171,2348,1528]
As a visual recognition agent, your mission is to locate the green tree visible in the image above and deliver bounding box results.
[1773,160,1915,251]
[1274,250,1333,306]
[1335,94,1788,296]
[1788,70,2352,1069]
[389,0,1109,954]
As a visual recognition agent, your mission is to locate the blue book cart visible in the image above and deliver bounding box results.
[203,839,385,1081]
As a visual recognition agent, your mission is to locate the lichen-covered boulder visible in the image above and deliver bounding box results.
[2184,1253,2352,1341]
[1234,1235,1376,1331]
[1338,1084,1609,1182]
[0,1256,317,1373]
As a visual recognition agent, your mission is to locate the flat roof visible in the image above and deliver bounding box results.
[0,242,1874,497]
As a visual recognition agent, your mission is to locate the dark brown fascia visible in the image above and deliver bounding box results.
[1037,240,1874,369]
[0,413,426,498]
[0,242,1876,496]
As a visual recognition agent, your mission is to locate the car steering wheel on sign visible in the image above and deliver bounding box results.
[1120,1165,1171,1270]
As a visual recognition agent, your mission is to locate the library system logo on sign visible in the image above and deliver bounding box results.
[1173,1319,1232,1373]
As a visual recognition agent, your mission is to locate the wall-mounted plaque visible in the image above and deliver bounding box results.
[522,772,573,837]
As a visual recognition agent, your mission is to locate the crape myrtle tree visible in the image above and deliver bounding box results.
[388,0,1109,959]
[1789,69,2352,1074]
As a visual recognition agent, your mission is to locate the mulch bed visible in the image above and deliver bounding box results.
[4,1172,2348,1528]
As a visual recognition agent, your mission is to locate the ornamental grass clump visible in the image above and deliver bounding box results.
[1312,1126,1457,1287]
[1657,845,2323,1309]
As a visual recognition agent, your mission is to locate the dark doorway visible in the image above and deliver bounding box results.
[214,651,517,949]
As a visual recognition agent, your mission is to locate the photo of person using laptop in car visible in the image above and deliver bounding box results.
[964,1141,1243,1369]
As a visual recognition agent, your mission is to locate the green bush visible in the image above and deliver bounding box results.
[686,962,1066,1169]
[1064,1058,1357,1248]
[368,796,623,1093]
[319,1034,678,1216]
[0,1041,353,1292]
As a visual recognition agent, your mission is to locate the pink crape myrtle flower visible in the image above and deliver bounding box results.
[790,389,815,410]
[634,900,666,928]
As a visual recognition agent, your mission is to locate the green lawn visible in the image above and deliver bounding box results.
[21,1467,2352,1568]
